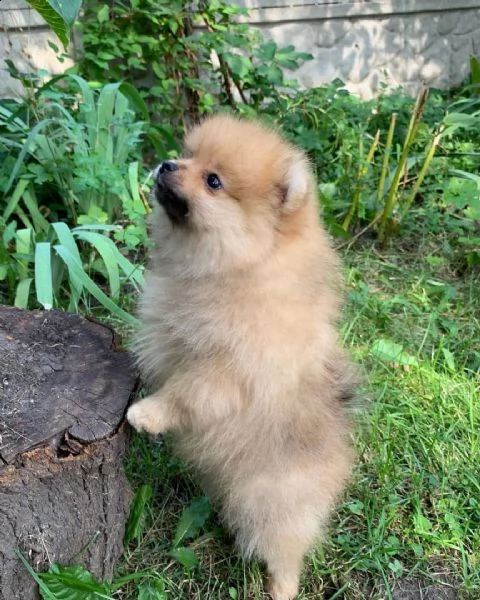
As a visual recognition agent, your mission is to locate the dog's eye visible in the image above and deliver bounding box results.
[206,173,222,190]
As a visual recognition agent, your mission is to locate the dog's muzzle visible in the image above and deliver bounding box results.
[154,161,189,226]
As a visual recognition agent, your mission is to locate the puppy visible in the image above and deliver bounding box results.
[127,115,356,600]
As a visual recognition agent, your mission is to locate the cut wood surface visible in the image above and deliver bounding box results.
[0,306,137,600]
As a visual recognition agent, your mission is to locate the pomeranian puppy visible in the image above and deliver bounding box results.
[127,115,356,600]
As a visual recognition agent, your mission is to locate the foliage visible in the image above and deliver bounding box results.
[2,72,148,224]
[25,0,82,50]
[18,549,167,600]
[77,0,311,148]
[258,79,480,251]
[76,0,480,252]
[18,484,211,598]
[168,496,211,570]
[126,480,212,571]
[0,73,149,318]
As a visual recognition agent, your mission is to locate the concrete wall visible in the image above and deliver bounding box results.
[1,0,479,99]
[0,0,73,98]
[235,0,480,97]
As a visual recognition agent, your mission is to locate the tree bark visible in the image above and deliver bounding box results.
[0,307,137,600]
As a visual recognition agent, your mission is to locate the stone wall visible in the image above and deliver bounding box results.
[235,0,480,97]
[0,0,73,98]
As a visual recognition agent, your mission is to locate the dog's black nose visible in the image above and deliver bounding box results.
[158,160,179,175]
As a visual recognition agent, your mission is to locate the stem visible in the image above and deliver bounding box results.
[343,129,380,231]
[376,112,397,210]
[200,14,248,107]
[401,125,444,217]
[378,88,429,242]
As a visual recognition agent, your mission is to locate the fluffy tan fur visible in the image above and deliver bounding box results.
[127,115,356,600]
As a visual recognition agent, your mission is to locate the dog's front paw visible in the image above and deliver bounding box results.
[267,579,298,600]
[126,396,168,434]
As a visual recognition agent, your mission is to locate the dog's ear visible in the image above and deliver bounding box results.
[280,155,311,212]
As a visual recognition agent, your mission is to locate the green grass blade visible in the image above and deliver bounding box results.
[66,74,97,131]
[15,227,33,280]
[124,484,153,545]
[53,244,139,326]
[74,225,144,289]
[4,118,57,195]
[114,252,144,289]
[34,242,53,310]
[14,205,34,230]
[14,277,32,308]
[0,103,28,133]
[128,161,142,205]
[51,222,83,265]
[51,221,84,304]
[74,230,121,300]
[3,178,29,221]
[22,185,51,233]
[119,82,150,120]
[95,83,122,161]
[15,550,57,600]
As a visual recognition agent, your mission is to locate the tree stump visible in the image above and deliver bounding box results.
[0,306,137,600]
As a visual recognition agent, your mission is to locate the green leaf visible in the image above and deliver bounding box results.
[257,64,283,85]
[74,231,121,300]
[173,496,211,547]
[35,242,53,309]
[125,484,153,545]
[223,54,252,80]
[39,563,114,599]
[3,178,29,221]
[15,278,33,309]
[256,40,276,62]
[53,244,139,326]
[25,0,82,50]
[4,118,58,196]
[15,550,57,600]
[444,177,477,209]
[442,348,456,371]
[74,227,144,290]
[371,338,418,366]
[137,582,167,600]
[15,227,33,281]
[77,206,109,226]
[168,547,199,570]
[22,185,50,233]
[51,222,83,305]
[97,5,109,24]
[388,559,403,576]
[119,83,150,120]
[127,161,143,207]
[345,500,365,516]
[413,512,433,535]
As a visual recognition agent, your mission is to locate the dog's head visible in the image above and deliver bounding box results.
[152,115,316,273]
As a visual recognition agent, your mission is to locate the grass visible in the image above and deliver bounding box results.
[115,213,480,600]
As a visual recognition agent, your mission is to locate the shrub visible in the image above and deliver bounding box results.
[0,73,149,318]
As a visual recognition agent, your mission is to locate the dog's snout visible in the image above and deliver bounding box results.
[158,160,179,176]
